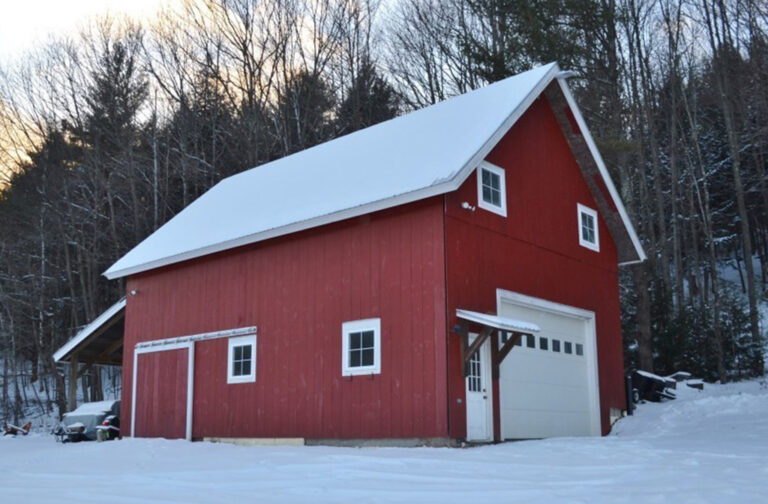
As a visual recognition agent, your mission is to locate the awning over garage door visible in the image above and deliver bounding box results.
[455,309,540,380]
[456,309,540,335]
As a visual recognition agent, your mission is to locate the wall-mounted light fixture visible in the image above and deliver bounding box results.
[461,202,476,212]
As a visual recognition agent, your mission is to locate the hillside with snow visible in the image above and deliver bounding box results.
[1,379,766,503]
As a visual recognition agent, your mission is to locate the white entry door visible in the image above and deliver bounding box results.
[465,334,493,442]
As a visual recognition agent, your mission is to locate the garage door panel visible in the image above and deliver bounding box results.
[500,304,584,337]
[503,410,591,439]
[498,297,597,439]
[503,382,588,411]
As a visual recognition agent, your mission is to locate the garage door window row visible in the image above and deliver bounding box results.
[501,332,583,357]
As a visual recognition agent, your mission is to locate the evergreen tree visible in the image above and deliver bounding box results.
[79,41,148,155]
[336,58,400,135]
[275,71,335,155]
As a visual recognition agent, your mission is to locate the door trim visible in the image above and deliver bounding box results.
[130,326,256,441]
[465,333,494,442]
[131,341,195,440]
[496,288,602,437]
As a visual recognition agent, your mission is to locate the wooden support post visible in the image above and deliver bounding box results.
[490,329,499,379]
[68,353,78,412]
[456,321,469,376]
[489,329,501,443]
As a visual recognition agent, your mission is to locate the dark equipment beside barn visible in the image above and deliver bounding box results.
[631,371,676,402]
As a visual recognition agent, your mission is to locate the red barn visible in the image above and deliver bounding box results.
[59,63,645,444]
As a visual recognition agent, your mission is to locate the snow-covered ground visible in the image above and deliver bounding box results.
[1,380,766,504]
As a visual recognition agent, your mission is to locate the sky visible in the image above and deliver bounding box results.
[0,0,169,64]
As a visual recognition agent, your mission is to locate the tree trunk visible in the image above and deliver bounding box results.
[633,263,654,372]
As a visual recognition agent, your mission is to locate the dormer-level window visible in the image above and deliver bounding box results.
[578,203,599,251]
[477,161,507,217]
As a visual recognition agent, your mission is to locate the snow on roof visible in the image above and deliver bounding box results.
[53,298,126,363]
[104,62,644,279]
[64,400,119,416]
[456,309,541,334]
[104,64,559,279]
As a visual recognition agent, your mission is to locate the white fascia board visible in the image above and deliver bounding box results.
[104,64,562,281]
[53,298,127,362]
[555,78,647,264]
[103,180,457,279]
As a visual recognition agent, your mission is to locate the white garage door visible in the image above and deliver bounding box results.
[497,292,600,439]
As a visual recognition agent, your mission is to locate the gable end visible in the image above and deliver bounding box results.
[543,81,645,265]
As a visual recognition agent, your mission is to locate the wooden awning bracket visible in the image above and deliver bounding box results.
[456,320,531,377]
[462,326,492,376]
[493,331,524,379]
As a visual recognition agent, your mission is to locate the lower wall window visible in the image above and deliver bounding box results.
[228,334,256,384]
[342,318,381,376]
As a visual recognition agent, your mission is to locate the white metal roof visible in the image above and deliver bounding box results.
[53,298,126,363]
[105,62,644,279]
[456,309,541,334]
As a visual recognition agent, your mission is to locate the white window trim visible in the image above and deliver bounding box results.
[342,318,381,376]
[577,203,600,252]
[476,161,507,217]
[227,334,257,384]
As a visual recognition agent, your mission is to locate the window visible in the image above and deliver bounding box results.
[227,334,256,384]
[468,350,482,392]
[552,339,561,352]
[500,331,509,344]
[578,203,599,251]
[564,341,573,354]
[476,161,507,217]
[539,337,548,351]
[575,343,584,356]
[526,334,536,348]
[342,318,381,376]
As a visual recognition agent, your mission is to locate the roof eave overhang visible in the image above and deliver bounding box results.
[53,298,126,363]
[104,63,563,280]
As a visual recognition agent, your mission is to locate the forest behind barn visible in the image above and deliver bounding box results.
[0,0,766,423]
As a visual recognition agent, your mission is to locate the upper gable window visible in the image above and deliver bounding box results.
[578,203,599,252]
[342,318,381,376]
[476,161,507,217]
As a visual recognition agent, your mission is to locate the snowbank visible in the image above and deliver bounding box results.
[1,379,766,503]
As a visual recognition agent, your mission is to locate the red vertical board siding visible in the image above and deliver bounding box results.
[445,95,626,438]
[122,197,448,440]
[134,349,188,439]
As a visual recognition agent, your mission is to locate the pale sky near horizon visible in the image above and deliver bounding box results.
[0,0,169,64]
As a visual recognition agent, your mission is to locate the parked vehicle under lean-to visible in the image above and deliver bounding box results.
[54,400,121,443]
